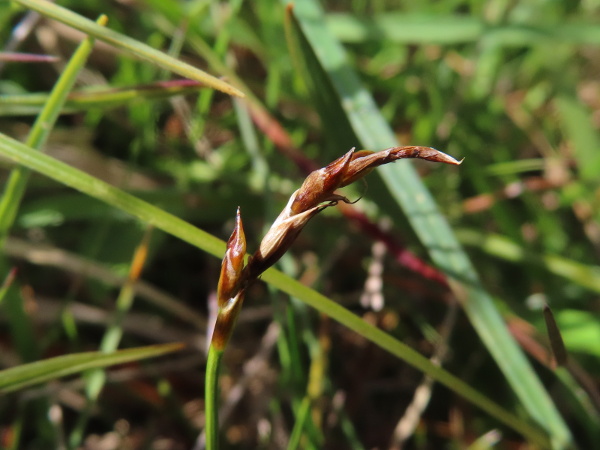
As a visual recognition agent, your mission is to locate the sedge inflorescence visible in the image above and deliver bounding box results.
[211,146,461,349]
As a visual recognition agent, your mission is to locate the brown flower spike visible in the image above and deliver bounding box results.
[212,146,461,349]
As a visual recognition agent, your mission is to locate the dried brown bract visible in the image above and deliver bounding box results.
[211,146,461,348]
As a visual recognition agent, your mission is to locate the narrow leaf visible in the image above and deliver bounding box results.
[0,342,184,393]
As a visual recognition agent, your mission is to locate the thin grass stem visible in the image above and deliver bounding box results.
[204,345,224,450]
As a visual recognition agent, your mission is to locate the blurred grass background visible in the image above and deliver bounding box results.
[1,0,600,448]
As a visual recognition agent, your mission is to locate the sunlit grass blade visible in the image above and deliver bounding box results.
[284,1,571,447]
[13,0,244,97]
[0,15,106,247]
[0,342,184,393]
[0,80,207,116]
[326,13,483,44]
[326,13,600,46]
[0,132,549,446]
[0,131,225,256]
[260,269,550,447]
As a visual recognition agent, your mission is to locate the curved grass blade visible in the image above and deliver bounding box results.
[326,13,600,46]
[13,0,243,98]
[0,342,184,393]
[283,1,571,447]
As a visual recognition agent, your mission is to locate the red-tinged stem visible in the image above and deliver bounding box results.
[339,203,448,286]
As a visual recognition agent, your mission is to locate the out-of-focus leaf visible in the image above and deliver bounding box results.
[556,310,600,357]
[556,95,600,183]
[326,13,600,46]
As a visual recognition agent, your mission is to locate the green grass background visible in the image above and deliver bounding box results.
[0,0,599,448]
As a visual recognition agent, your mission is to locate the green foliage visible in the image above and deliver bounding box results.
[0,0,598,448]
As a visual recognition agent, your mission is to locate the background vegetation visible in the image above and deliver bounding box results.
[1,0,599,448]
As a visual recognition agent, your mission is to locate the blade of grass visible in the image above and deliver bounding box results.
[0,342,184,393]
[284,1,571,447]
[326,13,600,46]
[0,132,550,446]
[287,396,312,450]
[0,80,207,116]
[13,0,243,98]
[325,13,483,44]
[0,131,226,258]
[0,15,106,247]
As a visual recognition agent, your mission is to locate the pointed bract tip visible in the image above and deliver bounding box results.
[416,147,462,165]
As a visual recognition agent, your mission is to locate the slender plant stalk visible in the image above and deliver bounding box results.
[205,346,225,449]
[287,396,312,450]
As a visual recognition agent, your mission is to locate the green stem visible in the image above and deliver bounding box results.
[287,396,311,450]
[205,345,224,450]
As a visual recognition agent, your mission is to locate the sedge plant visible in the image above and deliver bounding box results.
[206,146,461,448]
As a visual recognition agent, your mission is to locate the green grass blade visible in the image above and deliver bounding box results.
[284,1,571,447]
[261,269,550,447]
[0,81,207,116]
[0,132,549,446]
[0,342,184,393]
[13,0,244,98]
[0,132,226,260]
[326,13,600,46]
[0,15,104,246]
[326,13,483,44]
